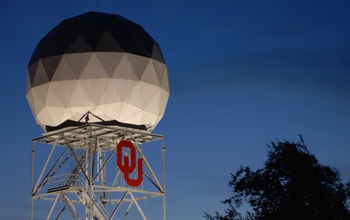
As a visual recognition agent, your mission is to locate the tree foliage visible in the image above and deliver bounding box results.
[205,137,350,220]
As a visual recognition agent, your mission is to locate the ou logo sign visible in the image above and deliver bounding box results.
[116,140,143,187]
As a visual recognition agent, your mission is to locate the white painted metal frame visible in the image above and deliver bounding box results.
[31,124,166,220]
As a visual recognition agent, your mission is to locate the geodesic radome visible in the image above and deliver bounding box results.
[26,12,169,131]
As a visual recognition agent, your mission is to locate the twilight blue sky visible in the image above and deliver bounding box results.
[0,0,350,219]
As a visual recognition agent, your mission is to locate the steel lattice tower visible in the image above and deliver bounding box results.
[31,123,166,219]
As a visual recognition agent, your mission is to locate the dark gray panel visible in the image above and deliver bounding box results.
[95,30,123,52]
[41,55,62,81]
[28,12,166,66]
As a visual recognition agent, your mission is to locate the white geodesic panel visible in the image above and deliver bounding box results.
[27,51,169,131]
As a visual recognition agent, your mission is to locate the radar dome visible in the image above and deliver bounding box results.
[26,12,169,131]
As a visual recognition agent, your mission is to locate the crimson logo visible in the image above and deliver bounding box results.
[116,140,143,187]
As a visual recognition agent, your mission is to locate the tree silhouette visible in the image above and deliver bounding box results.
[205,137,350,220]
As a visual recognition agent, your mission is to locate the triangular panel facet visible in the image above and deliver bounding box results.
[66,35,93,53]
[95,30,124,52]
[95,52,124,77]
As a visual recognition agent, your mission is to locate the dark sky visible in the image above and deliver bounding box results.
[0,0,350,219]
